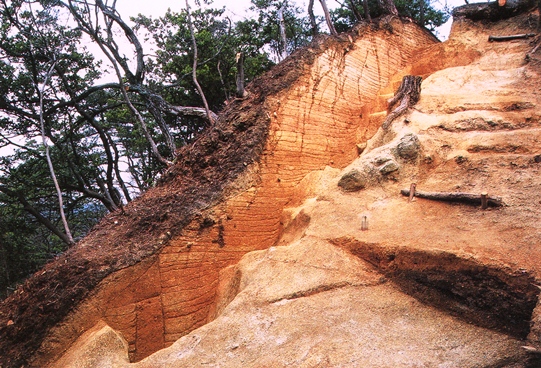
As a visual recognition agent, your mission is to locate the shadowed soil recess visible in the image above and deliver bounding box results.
[3,7,541,368]
[332,237,540,339]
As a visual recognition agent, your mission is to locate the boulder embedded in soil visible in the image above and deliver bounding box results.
[395,133,420,160]
[338,169,368,192]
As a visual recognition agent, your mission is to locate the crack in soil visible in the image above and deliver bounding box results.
[269,281,354,304]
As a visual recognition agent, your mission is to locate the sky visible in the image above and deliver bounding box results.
[115,0,487,40]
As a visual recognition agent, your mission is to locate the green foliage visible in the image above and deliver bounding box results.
[332,0,450,33]
[0,0,131,296]
[249,0,314,59]
[133,6,275,131]
[394,0,450,30]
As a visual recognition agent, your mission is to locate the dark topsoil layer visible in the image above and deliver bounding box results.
[0,24,369,368]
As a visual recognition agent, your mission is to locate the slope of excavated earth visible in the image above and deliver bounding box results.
[0,16,439,367]
[4,7,541,368]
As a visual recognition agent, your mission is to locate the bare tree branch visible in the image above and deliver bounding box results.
[94,0,145,82]
[185,0,215,125]
[38,60,74,244]
[319,0,338,35]
[63,0,172,166]
[169,105,219,121]
[0,186,74,246]
[277,6,289,59]
[308,0,318,35]
[363,0,372,21]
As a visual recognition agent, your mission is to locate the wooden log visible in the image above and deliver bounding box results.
[452,0,537,22]
[400,188,504,207]
[382,75,422,130]
[489,33,536,41]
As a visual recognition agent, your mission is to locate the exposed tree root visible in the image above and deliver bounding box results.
[382,75,422,130]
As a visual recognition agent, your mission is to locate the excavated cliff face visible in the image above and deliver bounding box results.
[0,17,443,368]
[4,9,541,368]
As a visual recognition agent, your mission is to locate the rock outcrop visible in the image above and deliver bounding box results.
[3,6,541,368]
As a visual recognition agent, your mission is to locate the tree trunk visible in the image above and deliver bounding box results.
[382,75,422,130]
[308,0,318,35]
[8,189,75,246]
[378,0,399,15]
[277,6,289,59]
[319,0,338,35]
[55,67,123,210]
[64,0,172,166]
[94,0,145,83]
[147,99,176,155]
[419,0,425,26]
[0,244,10,299]
[347,0,363,22]
[39,61,74,245]
[363,0,372,21]
[236,52,247,98]
[169,105,219,121]
[106,130,132,203]
[217,60,230,102]
[186,0,215,125]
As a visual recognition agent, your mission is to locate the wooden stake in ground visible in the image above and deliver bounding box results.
[481,192,488,210]
[409,183,416,202]
[361,216,368,231]
[382,75,422,130]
